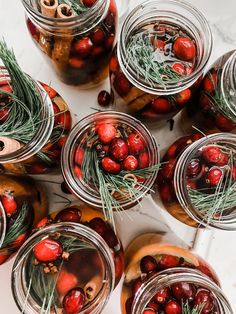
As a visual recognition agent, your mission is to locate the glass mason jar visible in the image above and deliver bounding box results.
[21,0,118,87]
[109,0,212,126]
[182,50,236,133]
[156,132,236,230]
[121,233,233,314]
[0,68,72,174]
[12,203,124,314]
[61,111,160,225]
[0,173,47,265]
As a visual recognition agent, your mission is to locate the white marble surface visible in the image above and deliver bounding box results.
[0,0,236,312]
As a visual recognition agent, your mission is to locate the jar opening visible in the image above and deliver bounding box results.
[174,133,236,230]
[131,268,233,313]
[0,68,54,163]
[12,223,115,314]
[118,0,212,95]
[61,111,159,214]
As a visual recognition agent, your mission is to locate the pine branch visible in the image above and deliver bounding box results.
[182,301,204,314]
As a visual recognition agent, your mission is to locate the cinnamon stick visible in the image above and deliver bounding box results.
[51,4,75,69]
[38,0,59,55]
[84,275,101,302]
[0,137,22,156]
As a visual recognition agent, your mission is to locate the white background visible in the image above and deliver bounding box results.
[0,0,236,313]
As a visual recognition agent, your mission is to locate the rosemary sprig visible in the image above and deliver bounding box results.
[126,31,183,88]
[81,133,160,227]
[58,0,87,14]
[182,301,204,314]
[1,203,31,249]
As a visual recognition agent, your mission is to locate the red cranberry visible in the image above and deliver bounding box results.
[58,111,71,130]
[143,310,155,314]
[158,254,180,270]
[215,113,235,132]
[97,123,116,144]
[33,238,63,262]
[114,251,124,279]
[202,146,223,164]
[203,73,217,93]
[73,37,93,57]
[172,62,186,75]
[74,165,82,180]
[63,287,85,314]
[89,217,107,236]
[1,194,17,217]
[74,147,84,166]
[172,282,196,302]
[194,289,214,314]
[97,90,111,107]
[114,73,132,96]
[206,168,223,186]
[186,179,197,190]
[91,28,105,44]
[128,133,145,155]
[165,300,182,314]
[159,183,175,203]
[153,287,170,304]
[192,133,204,142]
[232,166,236,180]
[69,58,84,69]
[56,269,78,296]
[216,152,228,166]
[0,84,12,94]
[109,56,119,72]
[147,302,160,311]
[123,155,138,171]
[187,159,202,178]
[109,138,129,161]
[154,39,165,50]
[36,217,50,229]
[175,89,191,105]
[152,97,172,114]
[0,108,10,123]
[132,277,143,295]
[102,228,119,248]
[138,151,150,169]
[52,102,61,125]
[40,83,57,99]
[140,255,158,273]
[173,37,196,61]
[125,297,134,314]
[55,208,82,223]
[105,34,115,50]
[161,159,177,180]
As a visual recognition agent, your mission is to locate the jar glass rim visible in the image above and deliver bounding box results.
[61,111,160,210]
[174,133,236,230]
[117,0,213,95]
[0,67,54,163]
[11,222,115,314]
[131,267,233,313]
[0,202,6,249]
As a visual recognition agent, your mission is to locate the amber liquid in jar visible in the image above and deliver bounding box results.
[0,174,47,265]
[25,0,118,87]
[122,233,221,314]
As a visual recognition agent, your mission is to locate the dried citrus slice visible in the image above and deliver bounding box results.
[125,233,199,283]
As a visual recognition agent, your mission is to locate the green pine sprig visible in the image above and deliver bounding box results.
[126,31,183,88]
[182,301,204,314]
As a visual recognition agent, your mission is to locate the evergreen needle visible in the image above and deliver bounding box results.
[182,301,204,314]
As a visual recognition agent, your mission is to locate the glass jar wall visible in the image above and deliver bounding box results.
[182,50,236,133]
[122,233,233,314]
[0,68,72,174]
[12,203,124,314]
[156,133,236,230]
[21,0,118,87]
[62,111,160,226]
[0,174,47,265]
[109,0,212,126]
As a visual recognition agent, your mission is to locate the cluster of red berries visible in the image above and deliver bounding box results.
[109,23,198,121]
[74,122,150,179]
[199,69,236,132]
[157,134,203,203]
[125,254,216,314]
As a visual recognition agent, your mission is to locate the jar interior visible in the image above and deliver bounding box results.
[12,223,114,314]
[119,0,212,95]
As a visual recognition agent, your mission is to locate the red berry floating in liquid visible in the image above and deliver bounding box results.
[102,228,119,249]
[173,37,196,61]
[97,90,111,107]
[74,147,84,166]
[202,146,223,164]
[97,123,116,144]
[194,289,214,314]
[123,155,138,171]
[73,37,93,57]
[1,194,17,217]
[140,255,158,273]
[56,269,78,296]
[91,28,105,44]
[172,62,186,75]
[175,89,191,105]
[187,159,202,178]
[55,207,82,223]
[89,217,107,236]
[63,287,86,314]
[165,300,182,314]
[158,254,180,270]
[128,133,144,155]
[109,138,129,161]
[132,277,143,295]
[152,97,172,114]
[101,157,121,174]
[171,282,196,302]
[215,113,235,132]
[203,73,217,93]
[153,287,170,304]
[138,151,150,169]
[161,159,177,180]
[114,73,132,96]
[206,168,223,186]
[33,238,63,263]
